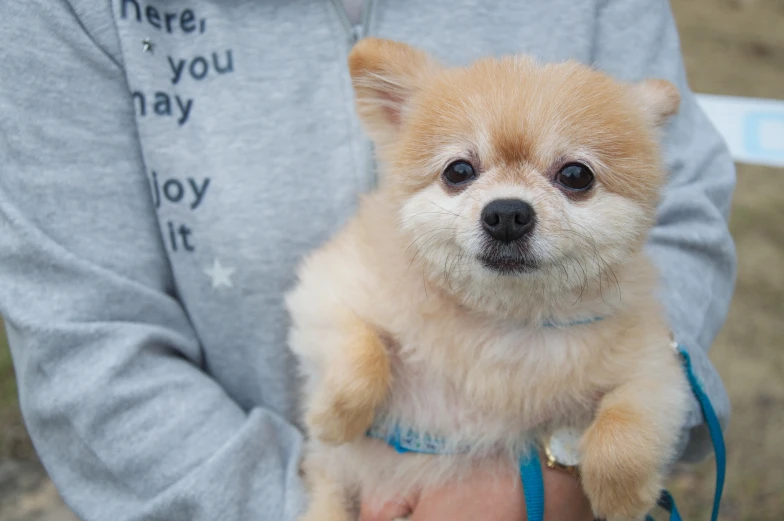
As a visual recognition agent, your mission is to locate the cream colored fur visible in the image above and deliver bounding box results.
[285,38,690,521]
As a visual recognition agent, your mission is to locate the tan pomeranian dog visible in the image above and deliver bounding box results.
[285,37,690,521]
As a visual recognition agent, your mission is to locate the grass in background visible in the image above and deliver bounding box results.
[0,322,15,408]
[0,320,33,461]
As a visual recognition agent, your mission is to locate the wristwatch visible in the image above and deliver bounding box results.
[542,426,583,478]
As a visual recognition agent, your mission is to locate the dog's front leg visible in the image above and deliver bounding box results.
[579,359,689,521]
[303,311,391,446]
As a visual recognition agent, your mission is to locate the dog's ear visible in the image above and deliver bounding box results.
[629,79,681,128]
[348,38,439,146]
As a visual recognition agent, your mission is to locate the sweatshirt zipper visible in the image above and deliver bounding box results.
[330,0,378,189]
[330,0,374,46]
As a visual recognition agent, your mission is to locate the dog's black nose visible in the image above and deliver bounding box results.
[481,199,535,243]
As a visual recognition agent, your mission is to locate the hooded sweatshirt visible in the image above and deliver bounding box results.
[0,1,735,520]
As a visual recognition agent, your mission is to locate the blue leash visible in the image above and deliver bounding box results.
[519,345,725,521]
[520,450,545,521]
[671,347,726,521]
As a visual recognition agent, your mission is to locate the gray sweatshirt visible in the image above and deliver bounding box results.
[0,1,735,520]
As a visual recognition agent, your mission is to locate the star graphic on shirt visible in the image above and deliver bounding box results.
[204,259,235,289]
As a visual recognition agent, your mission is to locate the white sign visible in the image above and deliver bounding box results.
[696,94,784,168]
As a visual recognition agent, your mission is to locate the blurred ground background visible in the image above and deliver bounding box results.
[1,0,782,519]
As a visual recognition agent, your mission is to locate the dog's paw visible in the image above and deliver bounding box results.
[579,406,663,521]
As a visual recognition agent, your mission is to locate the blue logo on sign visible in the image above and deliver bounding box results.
[743,111,784,162]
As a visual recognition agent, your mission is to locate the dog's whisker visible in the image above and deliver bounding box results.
[424,198,462,219]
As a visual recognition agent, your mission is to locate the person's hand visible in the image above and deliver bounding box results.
[360,456,594,521]
[409,461,525,521]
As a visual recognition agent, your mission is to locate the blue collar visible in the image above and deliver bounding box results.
[366,424,470,455]
[540,316,605,328]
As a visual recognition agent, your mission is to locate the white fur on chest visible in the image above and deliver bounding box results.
[375,321,602,451]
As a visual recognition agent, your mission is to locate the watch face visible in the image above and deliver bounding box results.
[548,427,582,467]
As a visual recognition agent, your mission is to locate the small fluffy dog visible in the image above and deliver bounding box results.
[285,38,689,521]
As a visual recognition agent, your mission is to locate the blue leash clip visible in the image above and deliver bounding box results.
[519,345,726,521]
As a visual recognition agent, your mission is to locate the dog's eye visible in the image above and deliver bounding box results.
[556,163,594,191]
[443,161,476,185]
